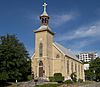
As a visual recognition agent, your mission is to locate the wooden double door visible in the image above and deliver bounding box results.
[39,61,44,77]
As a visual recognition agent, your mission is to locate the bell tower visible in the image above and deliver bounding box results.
[33,1,54,79]
[40,2,49,26]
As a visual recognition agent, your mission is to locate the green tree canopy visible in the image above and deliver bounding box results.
[89,57,100,81]
[0,34,31,82]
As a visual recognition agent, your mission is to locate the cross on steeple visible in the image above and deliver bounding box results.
[40,0,48,17]
[42,2,47,14]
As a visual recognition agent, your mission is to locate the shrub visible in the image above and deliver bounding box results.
[64,79,73,84]
[54,76,64,83]
[27,75,33,81]
[49,73,64,83]
[54,73,64,83]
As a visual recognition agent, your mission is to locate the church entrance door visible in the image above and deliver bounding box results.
[39,61,43,77]
[39,66,43,77]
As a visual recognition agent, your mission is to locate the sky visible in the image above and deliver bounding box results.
[0,0,100,56]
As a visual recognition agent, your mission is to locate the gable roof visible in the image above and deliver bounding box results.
[53,42,81,62]
[34,25,54,35]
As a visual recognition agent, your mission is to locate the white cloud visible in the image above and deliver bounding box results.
[50,12,77,27]
[56,21,100,52]
[58,21,100,41]
[71,39,95,49]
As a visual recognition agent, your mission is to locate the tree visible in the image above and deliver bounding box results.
[84,70,94,81]
[89,57,100,81]
[0,34,31,83]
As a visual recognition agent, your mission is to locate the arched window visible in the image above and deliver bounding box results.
[39,43,43,57]
[67,60,69,74]
[78,65,80,77]
[71,62,73,73]
[75,63,77,73]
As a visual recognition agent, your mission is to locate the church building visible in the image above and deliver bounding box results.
[31,2,85,81]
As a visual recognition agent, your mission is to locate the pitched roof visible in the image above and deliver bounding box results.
[53,42,81,62]
[34,25,54,35]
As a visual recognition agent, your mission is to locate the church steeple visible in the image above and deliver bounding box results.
[40,1,49,26]
[34,1,54,35]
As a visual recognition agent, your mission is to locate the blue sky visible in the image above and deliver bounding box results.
[0,0,100,56]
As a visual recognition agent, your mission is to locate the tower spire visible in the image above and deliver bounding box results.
[43,2,47,15]
[43,0,47,10]
[41,1,48,16]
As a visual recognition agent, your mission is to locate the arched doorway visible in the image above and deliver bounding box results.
[39,61,44,77]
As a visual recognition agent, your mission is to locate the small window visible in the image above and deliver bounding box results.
[56,54,60,58]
